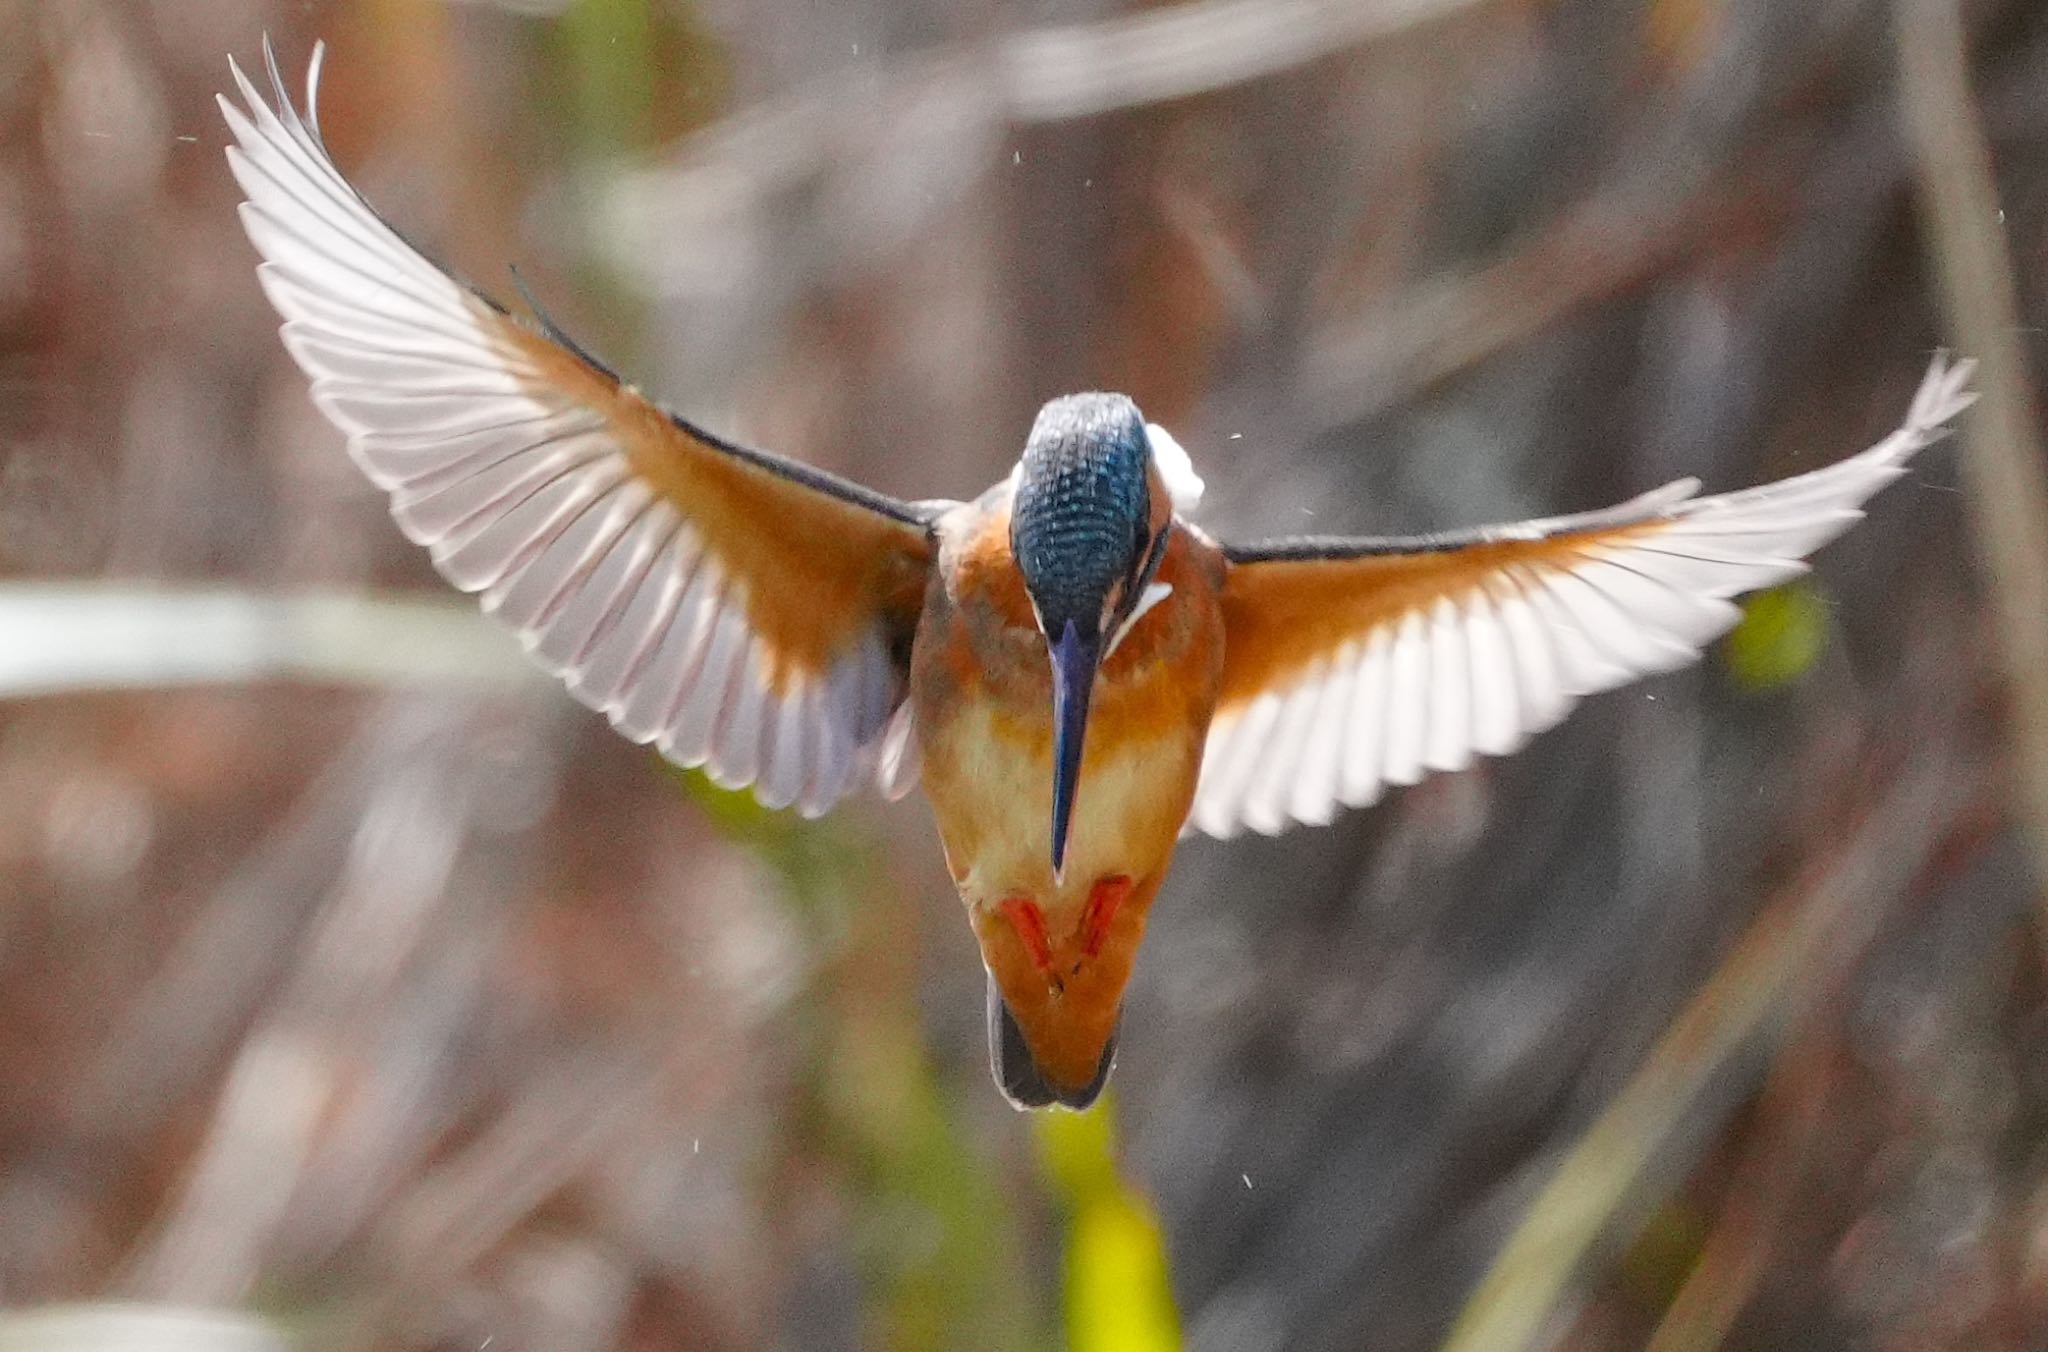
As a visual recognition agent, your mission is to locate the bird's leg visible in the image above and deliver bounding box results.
[1081,874,1133,958]
[999,896,1053,971]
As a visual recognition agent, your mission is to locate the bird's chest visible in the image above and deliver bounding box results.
[910,528,1224,919]
[919,689,1193,909]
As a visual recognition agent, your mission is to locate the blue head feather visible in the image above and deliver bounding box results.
[1009,392,1151,636]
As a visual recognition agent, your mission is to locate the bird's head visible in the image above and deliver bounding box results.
[1010,392,1193,877]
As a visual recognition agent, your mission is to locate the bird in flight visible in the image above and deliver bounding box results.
[222,41,1974,1110]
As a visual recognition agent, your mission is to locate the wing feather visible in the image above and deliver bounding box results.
[1190,354,1976,838]
[223,39,939,814]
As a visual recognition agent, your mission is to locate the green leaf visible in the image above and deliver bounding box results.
[1723,583,1827,691]
[555,0,657,154]
[1036,1098,1182,1352]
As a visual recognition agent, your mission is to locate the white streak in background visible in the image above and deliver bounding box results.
[0,585,533,697]
[443,0,575,14]
[0,1305,293,1351]
[1001,0,1484,120]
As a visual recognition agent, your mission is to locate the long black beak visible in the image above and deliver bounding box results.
[1048,618,1102,880]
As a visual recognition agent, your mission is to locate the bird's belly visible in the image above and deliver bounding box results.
[918,690,1201,921]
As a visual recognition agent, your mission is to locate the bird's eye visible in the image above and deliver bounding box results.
[1104,526,1167,633]
[1132,525,1168,594]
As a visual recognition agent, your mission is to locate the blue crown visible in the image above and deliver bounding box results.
[1010,393,1151,634]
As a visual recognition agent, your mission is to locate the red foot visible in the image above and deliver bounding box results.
[1000,896,1053,971]
[1082,875,1133,958]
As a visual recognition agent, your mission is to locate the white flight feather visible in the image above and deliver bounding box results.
[1188,353,1977,839]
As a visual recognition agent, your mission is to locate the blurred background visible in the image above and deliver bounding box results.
[2,0,2046,1348]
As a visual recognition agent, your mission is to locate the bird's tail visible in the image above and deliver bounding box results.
[985,977,1118,1111]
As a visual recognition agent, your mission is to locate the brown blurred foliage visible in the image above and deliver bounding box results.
[2,1,2047,1350]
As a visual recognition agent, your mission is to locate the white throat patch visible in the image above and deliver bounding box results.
[1105,582,1174,658]
[1145,423,1205,513]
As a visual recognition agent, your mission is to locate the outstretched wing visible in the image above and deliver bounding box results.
[222,41,938,816]
[1189,355,1975,838]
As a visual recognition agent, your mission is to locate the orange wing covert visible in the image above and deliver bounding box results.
[1193,354,1976,839]
[222,41,937,815]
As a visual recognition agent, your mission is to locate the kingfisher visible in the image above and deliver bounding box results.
[222,43,1974,1110]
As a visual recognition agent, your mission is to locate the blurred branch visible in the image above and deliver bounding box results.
[998,0,1485,122]
[67,704,490,1157]
[1894,0,2048,913]
[1640,1030,1836,1352]
[374,1036,698,1306]
[120,701,511,1305]
[1441,748,1972,1352]
[1301,167,1770,429]
[606,0,1485,299]
[1300,22,2048,437]
[0,586,532,696]
[1300,83,1915,431]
